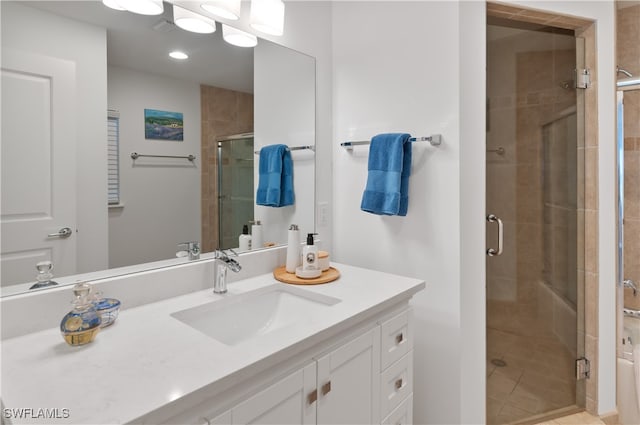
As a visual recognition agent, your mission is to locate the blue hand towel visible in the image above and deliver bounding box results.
[360,133,412,216]
[256,144,295,207]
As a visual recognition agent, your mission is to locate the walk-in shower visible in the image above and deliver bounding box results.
[486,12,586,424]
[217,133,254,250]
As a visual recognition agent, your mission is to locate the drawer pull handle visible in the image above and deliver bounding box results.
[395,333,404,344]
[395,378,403,390]
[321,381,332,396]
[307,389,318,405]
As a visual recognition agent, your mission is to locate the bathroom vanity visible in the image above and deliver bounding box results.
[0,262,424,424]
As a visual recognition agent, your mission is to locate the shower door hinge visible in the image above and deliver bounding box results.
[576,357,591,380]
[575,68,591,89]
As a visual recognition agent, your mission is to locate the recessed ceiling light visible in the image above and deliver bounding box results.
[173,5,217,34]
[169,51,189,60]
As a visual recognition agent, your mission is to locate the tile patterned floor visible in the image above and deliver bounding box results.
[487,327,577,424]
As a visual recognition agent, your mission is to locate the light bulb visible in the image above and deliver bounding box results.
[201,0,241,21]
[222,25,258,48]
[117,0,163,16]
[250,0,284,36]
[173,5,216,34]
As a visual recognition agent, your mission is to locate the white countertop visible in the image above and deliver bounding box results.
[1,263,424,424]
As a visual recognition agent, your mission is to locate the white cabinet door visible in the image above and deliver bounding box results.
[1,49,77,286]
[232,362,316,424]
[316,327,381,425]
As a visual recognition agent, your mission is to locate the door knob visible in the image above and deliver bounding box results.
[47,227,72,238]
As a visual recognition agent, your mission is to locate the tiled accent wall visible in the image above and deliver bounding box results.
[200,85,253,252]
[618,5,640,312]
[617,4,640,77]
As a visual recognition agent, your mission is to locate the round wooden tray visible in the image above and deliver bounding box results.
[273,266,340,285]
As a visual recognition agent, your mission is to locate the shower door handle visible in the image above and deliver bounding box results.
[486,214,503,256]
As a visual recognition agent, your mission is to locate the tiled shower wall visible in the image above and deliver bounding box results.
[618,4,640,310]
[200,85,253,252]
[486,27,577,339]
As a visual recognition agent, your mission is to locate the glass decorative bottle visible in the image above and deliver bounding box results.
[60,282,102,346]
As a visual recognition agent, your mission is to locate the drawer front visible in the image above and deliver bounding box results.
[381,393,413,425]
[379,350,413,419]
[380,308,411,371]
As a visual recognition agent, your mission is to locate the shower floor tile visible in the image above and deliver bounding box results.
[487,328,576,425]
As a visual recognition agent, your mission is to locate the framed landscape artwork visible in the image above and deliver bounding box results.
[144,109,184,141]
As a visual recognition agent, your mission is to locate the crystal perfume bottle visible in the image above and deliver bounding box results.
[60,283,102,346]
[29,261,58,290]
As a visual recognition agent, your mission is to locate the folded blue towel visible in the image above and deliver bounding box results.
[256,144,294,207]
[360,133,412,216]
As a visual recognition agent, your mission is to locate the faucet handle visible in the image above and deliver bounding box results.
[215,248,238,260]
[178,241,200,260]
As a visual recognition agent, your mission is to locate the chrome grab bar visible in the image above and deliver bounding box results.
[486,214,503,256]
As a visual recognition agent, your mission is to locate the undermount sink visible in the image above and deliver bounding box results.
[171,284,341,346]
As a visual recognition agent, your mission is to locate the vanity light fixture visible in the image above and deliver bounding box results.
[222,24,258,48]
[173,5,217,34]
[116,0,163,15]
[169,51,189,60]
[102,0,126,11]
[250,0,285,36]
[201,0,241,21]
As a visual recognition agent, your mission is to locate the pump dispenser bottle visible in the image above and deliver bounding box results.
[239,224,252,251]
[302,233,319,272]
[251,220,263,250]
[286,224,300,273]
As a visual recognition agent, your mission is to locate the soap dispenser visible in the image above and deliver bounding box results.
[239,224,252,251]
[302,233,319,272]
[60,282,102,346]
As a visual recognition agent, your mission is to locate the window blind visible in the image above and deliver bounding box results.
[107,110,120,205]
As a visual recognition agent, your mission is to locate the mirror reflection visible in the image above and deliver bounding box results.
[0,1,315,296]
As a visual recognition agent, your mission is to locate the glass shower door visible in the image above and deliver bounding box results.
[218,134,254,250]
[486,18,585,424]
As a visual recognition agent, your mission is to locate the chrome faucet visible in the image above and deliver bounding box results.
[213,249,242,294]
[178,241,200,260]
[623,279,638,296]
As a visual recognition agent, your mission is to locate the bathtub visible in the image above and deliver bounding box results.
[619,315,640,425]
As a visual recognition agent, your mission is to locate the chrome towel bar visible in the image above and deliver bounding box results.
[340,134,442,149]
[131,152,196,161]
[254,145,315,154]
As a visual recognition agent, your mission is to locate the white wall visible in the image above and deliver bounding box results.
[1,2,109,274]
[107,66,201,268]
[332,0,615,422]
[254,41,316,244]
[332,2,485,423]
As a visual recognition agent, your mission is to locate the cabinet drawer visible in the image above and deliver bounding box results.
[379,351,413,419]
[380,308,411,370]
[381,393,413,425]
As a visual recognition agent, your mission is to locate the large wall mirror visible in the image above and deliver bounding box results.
[0,1,315,296]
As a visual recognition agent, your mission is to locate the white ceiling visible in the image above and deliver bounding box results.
[27,1,254,93]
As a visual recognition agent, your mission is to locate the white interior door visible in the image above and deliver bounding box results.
[1,49,76,287]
